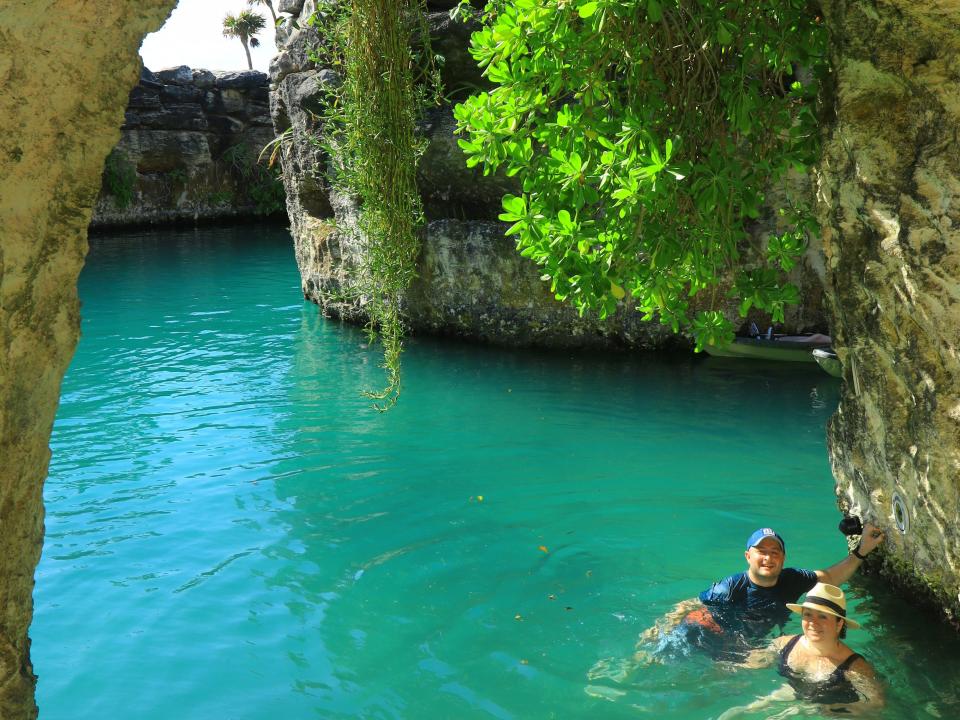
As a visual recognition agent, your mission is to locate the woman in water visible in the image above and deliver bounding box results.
[719,582,883,718]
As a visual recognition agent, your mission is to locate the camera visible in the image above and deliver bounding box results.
[838,515,863,536]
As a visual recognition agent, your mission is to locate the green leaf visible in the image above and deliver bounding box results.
[578,2,599,19]
[457,138,480,153]
[501,194,526,216]
[557,209,575,230]
[717,24,733,46]
[647,0,662,23]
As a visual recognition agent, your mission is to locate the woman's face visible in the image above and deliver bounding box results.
[801,608,843,642]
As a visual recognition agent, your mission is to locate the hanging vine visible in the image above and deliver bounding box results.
[309,0,439,409]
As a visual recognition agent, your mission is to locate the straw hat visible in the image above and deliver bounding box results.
[786,582,861,629]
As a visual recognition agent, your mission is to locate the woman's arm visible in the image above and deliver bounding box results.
[733,635,789,669]
[848,657,885,707]
[824,657,885,717]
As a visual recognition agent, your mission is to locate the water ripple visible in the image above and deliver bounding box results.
[32,225,959,720]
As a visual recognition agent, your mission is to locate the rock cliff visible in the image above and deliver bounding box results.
[0,3,178,716]
[92,66,284,227]
[269,1,828,350]
[817,0,960,624]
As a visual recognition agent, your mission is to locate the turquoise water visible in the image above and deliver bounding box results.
[33,225,959,719]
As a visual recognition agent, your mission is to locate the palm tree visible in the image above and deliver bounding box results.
[247,0,277,26]
[222,10,267,71]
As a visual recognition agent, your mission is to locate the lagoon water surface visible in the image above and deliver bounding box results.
[33,225,960,718]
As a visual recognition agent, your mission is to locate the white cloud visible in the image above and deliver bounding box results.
[140,0,279,74]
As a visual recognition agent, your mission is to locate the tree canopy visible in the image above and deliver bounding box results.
[247,0,278,26]
[454,0,826,349]
[223,10,266,70]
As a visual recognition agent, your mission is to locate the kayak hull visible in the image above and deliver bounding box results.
[812,348,843,377]
[704,336,832,363]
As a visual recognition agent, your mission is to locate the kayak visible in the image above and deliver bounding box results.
[703,333,832,362]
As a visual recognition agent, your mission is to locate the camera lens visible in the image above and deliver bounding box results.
[838,516,863,536]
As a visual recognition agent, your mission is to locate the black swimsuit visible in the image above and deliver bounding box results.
[777,635,862,705]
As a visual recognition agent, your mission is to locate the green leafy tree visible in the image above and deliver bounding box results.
[222,10,267,70]
[454,0,826,349]
[247,0,278,26]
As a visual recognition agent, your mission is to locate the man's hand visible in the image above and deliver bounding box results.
[857,523,885,556]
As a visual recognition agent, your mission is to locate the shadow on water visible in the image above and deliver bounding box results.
[846,574,960,719]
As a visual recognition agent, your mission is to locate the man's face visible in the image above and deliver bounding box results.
[744,537,785,585]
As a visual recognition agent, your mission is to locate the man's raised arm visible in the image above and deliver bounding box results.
[816,523,885,586]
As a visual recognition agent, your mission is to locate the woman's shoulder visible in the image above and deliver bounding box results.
[845,653,877,677]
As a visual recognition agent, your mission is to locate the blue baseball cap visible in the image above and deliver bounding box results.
[746,528,785,552]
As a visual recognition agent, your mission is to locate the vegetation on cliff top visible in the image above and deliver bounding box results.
[102,149,138,210]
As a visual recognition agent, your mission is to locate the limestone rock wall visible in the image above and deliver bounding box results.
[818,0,960,622]
[0,3,178,717]
[270,1,827,350]
[91,66,284,227]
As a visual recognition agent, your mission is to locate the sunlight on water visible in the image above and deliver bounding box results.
[32,225,960,719]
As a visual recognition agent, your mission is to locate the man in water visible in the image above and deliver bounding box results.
[642,524,885,660]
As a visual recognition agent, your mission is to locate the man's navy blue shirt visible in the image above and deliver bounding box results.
[698,568,818,639]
